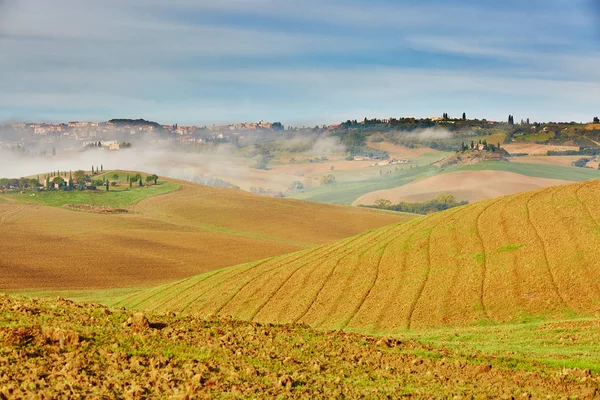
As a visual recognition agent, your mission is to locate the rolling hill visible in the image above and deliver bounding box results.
[0,176,410,291]
[121,180,600,331]
[353,170,570,204]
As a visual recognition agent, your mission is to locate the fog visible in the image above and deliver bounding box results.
[401,128,452,140]
[0,132,349,192]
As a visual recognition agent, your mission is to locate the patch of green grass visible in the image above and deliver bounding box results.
[3,288,145,307]
[443,161,600,181]
[496,243,524,253]
[399,317,600,373]
[7,181,180,209]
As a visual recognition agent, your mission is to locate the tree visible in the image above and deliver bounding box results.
[91,166,95,175]
[106,181,109,191]
[462,112,466,121]
[319,174,336,185]
[112,173,119,180]
[288,180,304,190]
[74,170,87,182]
[594,117,600,123]
[374,199,392,208]
[28,178,39,188]
[52,176,65,186]
[101,165,104,172]
[130,173,142,182]
[145,174,158,184]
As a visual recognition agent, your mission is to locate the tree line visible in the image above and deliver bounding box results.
[360,194,468,215]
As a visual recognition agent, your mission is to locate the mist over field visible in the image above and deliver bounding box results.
[0,132,351,192]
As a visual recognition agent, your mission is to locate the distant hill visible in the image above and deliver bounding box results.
[122,180,600,331]
[108,119,162,129]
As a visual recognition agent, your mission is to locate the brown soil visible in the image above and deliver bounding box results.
[353,171,571,204]
[503,143,579,155]
[1,295,598,398]
[0,179,409,291]
[367,142,443,159]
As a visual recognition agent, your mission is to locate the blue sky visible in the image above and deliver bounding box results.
[0,0,599,125]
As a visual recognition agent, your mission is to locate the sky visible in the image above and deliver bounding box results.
[0,0,599,126]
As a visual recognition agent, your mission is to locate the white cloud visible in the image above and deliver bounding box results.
[0,0,598,124]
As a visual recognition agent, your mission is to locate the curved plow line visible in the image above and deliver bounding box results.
[0,206,24,225]
[179,257,290,314]
[499,192,532,308]
[476,198,505,321]
[292,223,404,324]
[338,218,431,330]
[566,183,600,298]
[430,206,474,325]
[247,229,381,322]
[209,230,372,316]
[525,189,569,309]
[405,228,433,330]
[371,213,445,330]
[118,275,197,309]
[159,261,273,313]
[404,207,468,330]
[151,270,228,313]
[199,247,319,297]
[209,254,311,315]
[339,241,390,330]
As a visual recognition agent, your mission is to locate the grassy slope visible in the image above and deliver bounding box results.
[122,180,600,332]
[9,181,179,208]
[444,161,600,181]
[2,295,599,398]
[0,178,411,291]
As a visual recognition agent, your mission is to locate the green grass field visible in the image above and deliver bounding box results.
[404,317,600,372]
[290,165,440,204]
[6,181,180,208]
[444,161,600,181]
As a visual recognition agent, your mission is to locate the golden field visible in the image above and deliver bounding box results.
[122,180,600,331]
[0,178,410,290]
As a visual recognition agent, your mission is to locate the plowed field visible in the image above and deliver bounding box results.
[0,178,410,290]
[123,180,600,331]
[2,295,599,398]
[353,170,570,204]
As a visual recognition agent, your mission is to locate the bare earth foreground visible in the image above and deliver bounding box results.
[1,295,598,398]
[0,178,409,290]
[353,170,570,204]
